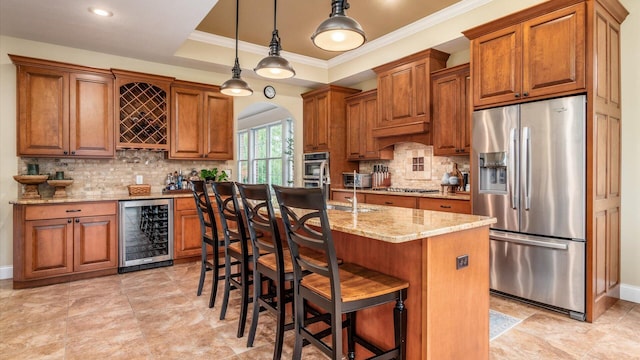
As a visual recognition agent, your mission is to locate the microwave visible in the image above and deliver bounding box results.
[343,172,372,189]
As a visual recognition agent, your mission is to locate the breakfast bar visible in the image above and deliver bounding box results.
[320,202,496,360]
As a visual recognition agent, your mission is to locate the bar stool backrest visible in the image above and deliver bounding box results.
[272,185,341,303]
[191,180,218,240]
[236,183,283,265]
[210,182,247,252]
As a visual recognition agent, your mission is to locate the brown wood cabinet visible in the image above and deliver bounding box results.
[10,55,115,158]
[372,49,449,146]
[466,2,586,108]
[331,191,365,204]
[417,197,471,214]
[13,201,118,288]
[173,196,221,261]
[113,69,174,150]
[301,85,360,185]
[169,80,233,160]
[364,193,416,209]
[431,64,471,156]
[464,0,628,322]
[345,90,393,161]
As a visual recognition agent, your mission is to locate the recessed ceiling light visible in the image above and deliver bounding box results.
[89,7,113,17]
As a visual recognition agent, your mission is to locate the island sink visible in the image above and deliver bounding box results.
[326,204,376,213]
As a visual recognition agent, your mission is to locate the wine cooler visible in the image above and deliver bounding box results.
[118,199,174,273]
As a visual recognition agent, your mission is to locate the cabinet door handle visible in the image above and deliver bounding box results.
[75,218,80,223]
[440,205,452,209]
[523,92,529,97]
[63,151,68,155]
[384,201,393,205]
[71,151,76,155]
[65,209,82,213]
[514,93,520,98]
[67,219,72,223]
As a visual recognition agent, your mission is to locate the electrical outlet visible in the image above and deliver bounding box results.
[456,254,469,270]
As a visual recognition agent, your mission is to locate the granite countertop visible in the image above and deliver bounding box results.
[331,188,471,201]
[300,201,495,244]
[9,192,193,205]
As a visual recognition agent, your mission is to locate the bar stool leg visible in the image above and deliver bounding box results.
[331,310,343,360]
[394,293,407,360]
[347,312,356,360]
[197,241,207,296]
[247,268,261,347]
[220,249,232,320]
[293,288,304,360]
[273,276,286,360]
[209,251,220,308]
[237,261,250,338]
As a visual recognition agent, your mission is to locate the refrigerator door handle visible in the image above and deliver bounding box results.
[509,128,518,209]
[522,127,531,210]
[490,231,569,250]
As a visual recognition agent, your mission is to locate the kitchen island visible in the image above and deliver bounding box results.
[320,202,495,360]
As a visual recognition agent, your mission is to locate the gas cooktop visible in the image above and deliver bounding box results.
[377,188,440,193]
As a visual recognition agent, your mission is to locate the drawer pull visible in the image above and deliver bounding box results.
[65,209,82,213]
[440,205,452,209]
[67,219,72,223]
[384,201,393,205]
[75,219,80,223]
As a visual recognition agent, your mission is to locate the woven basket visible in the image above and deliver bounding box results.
[128,184,151,196]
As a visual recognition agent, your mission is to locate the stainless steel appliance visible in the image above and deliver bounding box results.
[472,95,586,320]
[303,152,331,199]
[119,198,174,273]
[342,172,372,189]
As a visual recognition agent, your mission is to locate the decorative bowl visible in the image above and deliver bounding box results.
[13,174,50,185]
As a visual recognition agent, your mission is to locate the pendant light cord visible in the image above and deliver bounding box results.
[273,0,277,31]
[234,0,239,60]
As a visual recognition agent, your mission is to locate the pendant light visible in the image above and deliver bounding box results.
[311,0,366,52]
[254,0,295,79]
[221,0,253,96]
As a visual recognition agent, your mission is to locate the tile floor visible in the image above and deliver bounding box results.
[1,262,638,359]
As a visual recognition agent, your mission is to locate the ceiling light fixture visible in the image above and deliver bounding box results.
[311,0,366,52]
[254,0,295,79]
[88,7,113,17]
[221,0,253,97]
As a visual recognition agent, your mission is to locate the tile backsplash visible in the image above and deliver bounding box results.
[17,150,230,198]
[359,142,469,190]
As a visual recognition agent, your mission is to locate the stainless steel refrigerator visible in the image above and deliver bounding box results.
[472,95,586,320]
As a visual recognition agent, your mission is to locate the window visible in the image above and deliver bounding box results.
[238,119,293,186]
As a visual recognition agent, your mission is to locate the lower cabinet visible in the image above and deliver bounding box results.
[331,190,471,214]
[173,196,218,260]
[364,193,417,209]
[417,197,471,214]
[13,201,118,287]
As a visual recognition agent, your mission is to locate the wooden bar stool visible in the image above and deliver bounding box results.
[191,180,230,308]
[273,185,409,360]
[210,181,257,338]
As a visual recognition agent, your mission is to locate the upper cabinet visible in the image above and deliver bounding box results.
[301,85,360,153]
[465,3,585,108]
[372,49,449,142]
[10,55,115,158]
[431,64,471,156]
[345,90,393,160]
[112,69,174,151]
[169,80,233,160]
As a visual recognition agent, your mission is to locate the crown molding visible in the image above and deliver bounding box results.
[188,30,328,69]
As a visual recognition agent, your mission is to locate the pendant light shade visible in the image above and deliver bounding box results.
[221,0,253,96]
[255,0,295,79]
[311,0,366,52]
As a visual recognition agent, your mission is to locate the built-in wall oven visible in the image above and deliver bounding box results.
[118,198,174,273]
[303,152,330,188]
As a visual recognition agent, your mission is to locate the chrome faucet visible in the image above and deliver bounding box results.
[318,160,331,202]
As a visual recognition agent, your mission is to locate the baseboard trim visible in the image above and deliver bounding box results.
[620,283,640,304]
[0,265,13,280]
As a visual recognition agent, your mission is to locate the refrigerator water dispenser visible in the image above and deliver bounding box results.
[478,152,508,193]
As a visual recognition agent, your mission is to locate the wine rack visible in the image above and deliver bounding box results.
[113,69,174,151]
